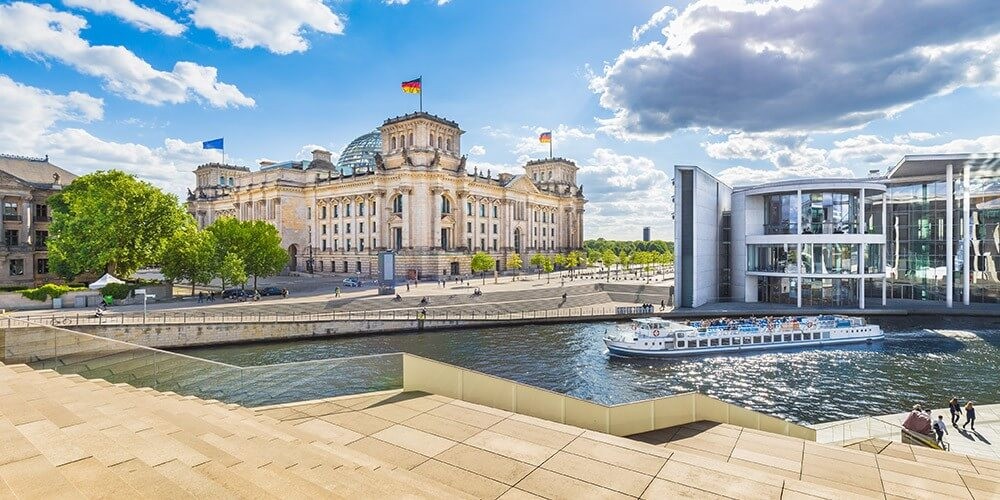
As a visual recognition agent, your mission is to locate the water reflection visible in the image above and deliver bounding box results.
[179,316,1000,424]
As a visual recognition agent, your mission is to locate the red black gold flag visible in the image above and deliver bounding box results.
[401,78,422,94]
[539,132,552,143]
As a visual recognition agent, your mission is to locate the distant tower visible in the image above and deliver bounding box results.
[642,227,651,242]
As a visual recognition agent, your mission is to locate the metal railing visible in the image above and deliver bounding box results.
[812,413,943,450]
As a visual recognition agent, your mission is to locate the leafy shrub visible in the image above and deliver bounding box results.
[101,283,134,300]
[19,284,86,301]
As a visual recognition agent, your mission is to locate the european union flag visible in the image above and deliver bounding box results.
[202,138,224,150]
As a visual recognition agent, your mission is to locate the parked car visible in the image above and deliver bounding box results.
[259,286,283,296]
[342,277,362,287]
[222,288,251,299]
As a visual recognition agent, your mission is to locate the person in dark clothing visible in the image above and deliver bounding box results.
[963,401,976,431]
[949,397,961,426]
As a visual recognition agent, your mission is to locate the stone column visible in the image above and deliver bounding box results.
[963,163,971,306]
[456,191,467,251]
[402,189,412,249]
[946,163,954,308]
[374,190,387,250]
[431,188,442,249]
[23,195,33,246]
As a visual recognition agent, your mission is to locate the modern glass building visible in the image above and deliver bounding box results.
[674,153,1000,309]
[336,131,382,175]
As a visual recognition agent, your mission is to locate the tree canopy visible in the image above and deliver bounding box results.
[161,222,218,294]
[206,218,288,288]
[47,170,190,278]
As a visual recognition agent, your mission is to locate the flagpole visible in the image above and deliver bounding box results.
[419,75,423,113]
[549,138,553,159]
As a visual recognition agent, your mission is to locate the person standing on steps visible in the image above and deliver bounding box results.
[949,397,961,426]
[963,401,976,431]
[933,415,948,447]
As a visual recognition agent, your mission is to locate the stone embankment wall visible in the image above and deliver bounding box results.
[0,291,102,312]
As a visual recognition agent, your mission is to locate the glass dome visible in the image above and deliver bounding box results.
[337,131,381,174]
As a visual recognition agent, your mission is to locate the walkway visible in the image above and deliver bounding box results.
[815,403,1000,462]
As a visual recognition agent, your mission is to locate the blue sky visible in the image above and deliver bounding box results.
[1,0,998,240]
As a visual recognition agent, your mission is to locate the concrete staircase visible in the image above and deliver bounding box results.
[0,362,472,499]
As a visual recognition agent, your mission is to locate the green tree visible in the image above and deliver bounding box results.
[601,249,617,269]
[206,218,288,289]
[566,250,581,275]
[47,170,189,278]
[529,253,548,280]
[541,255,555,283]
[161,223,218,295]
[553,253,567,270]
[218,253,247,290]
[619,251,632,272]
[506,253,523,277]
[470,251,494,284]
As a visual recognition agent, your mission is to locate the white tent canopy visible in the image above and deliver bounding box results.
[89,273,126,290]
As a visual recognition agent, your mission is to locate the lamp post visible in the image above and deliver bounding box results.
[307,226,314,274]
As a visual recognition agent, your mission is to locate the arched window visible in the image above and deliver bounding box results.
[429,134,434,148]
[438,137,443,149]
[219,175,225,185]
[391,137,396,150]
[441,195,451,214]
[408,133,413,147]
[446,138,452,151]
[392,194,404,213]
[548,171,553,180]
[228,177,234,186]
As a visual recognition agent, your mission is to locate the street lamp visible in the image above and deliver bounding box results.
[307,226,314,274]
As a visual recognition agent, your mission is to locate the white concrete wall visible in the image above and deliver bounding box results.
[731,192,747,302]
[691,169,732,307]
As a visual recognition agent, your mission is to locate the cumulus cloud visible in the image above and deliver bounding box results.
[0,2,253,108]
[62,0,185,36]
[631,5,676,43]
[704,130,1000,186]
[591,0,1000,140]
[577,148,672,240]
[468,145,487,156]
[184,0,344,55]
[0,75,224,195]
[513,124,595,156]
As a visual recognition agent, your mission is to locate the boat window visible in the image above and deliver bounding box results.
[721,338,730,346]
[678,341,686,348]
[793,333,802,341]
[754,336,763,344]
[783,334,792,342]
[699,340,708,348]
[763,335,771,342]
[710,339,719,346]
[822,332,830,339]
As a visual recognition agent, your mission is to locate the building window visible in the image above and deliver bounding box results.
[346,223,352,234]
[334,224,339,234]
[321,206,327,219]
[334,205,339,218]
[321,224,327,235]
[346,239,352,251]
[346,204,352,217]
[229,177,234,186]
[534,212,539,222]
[467,238,472,249]
[429,133,435,147]
[334,240,339,251]
[492,239,497,251]
[4,229,18,246]
[493,224,498,234]
[36,258,48,275]
[34,204,48,220]
[219,175,225,185]
[9,259,23,276]
[466,202,472,215]
[392,195,404,213]
[359,222,364,233]
[447,138,452,151]
[319,261,324,272]
[34,230,47,249]
[480,204,486,217]
[391,137,397,149]
[480,223,485,233]
[543,228,547,236]
[322,239,327,251]
[307,207,312,219]
[441,195,452,214]
[408,133,413,147]
[359,202,365,216]
[359,239,365,251]
[480,238,486,250]
[493,206,498,218]
[3,202,18,220]
[467,222,472,232]
[394,228,403,249]
[438,137,443,149]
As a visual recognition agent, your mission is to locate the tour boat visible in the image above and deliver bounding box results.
[604,315,883,358]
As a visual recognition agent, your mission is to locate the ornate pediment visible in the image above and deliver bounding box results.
[505,175,541,194]
[440,214,456,225]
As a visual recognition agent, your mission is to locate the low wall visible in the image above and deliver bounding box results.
[402,354,815,441]
[0,291,102,312]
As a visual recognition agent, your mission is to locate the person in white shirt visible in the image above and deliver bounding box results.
[933,415,948,446]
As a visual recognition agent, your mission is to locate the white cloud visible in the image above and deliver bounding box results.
[0,2,253,108]
[0,75,222,196]
[184,0,344,54]
[468,145,487,156]
[631,5,676,43]
[577,148,673,240]
[385,0,452,5]
[704,130,1000,186]
[513,124,595,156]
[62,0,185,36]
[591,0,1000,140]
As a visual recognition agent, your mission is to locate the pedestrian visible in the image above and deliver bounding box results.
[933,414,948,446]
[949,397,961,426]
[281,288,288,298]
[209,291,216,302]
[406,282,410,292]
[198,291,204,303]
[335,286,341,298]
[660,299,666,311]
[963,401,976,431]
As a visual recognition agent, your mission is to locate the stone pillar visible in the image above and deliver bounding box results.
[963,163,971,306]
[456,191,467,250]
[375,190,387,250]
[402,189,412,249]
[946,163,954,308]
[431,188,442,249]
[23,196,33,246]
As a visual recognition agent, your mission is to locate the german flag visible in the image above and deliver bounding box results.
[539,132,552,143]
[401,78,422,94]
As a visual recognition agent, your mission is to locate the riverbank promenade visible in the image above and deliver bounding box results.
[815,403,1000,463]
[3,359,1000,498]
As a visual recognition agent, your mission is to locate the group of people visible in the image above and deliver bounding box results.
[196,291,217,303]
[903,399,977,448]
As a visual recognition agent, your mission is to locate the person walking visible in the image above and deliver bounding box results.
[198,291,204,303]
[963,401,976,431]
[406,282,410,292]
[660,299,666,311]
[933,415,948,447]
[949,397,961,426]
[335,286,341,298]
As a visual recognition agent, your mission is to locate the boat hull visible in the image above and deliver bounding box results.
[604,332,884,358]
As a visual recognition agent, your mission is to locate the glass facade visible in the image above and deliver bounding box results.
[801,192,859,234]
[801,278,858,307]
[336,131,382,174]
[764,194,798,234]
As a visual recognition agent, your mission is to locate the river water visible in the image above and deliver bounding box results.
[179,316,1000,424]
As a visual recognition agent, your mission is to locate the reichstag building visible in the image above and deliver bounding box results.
[187,112,587,278]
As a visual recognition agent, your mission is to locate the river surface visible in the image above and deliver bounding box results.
[179,316,1000,424]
